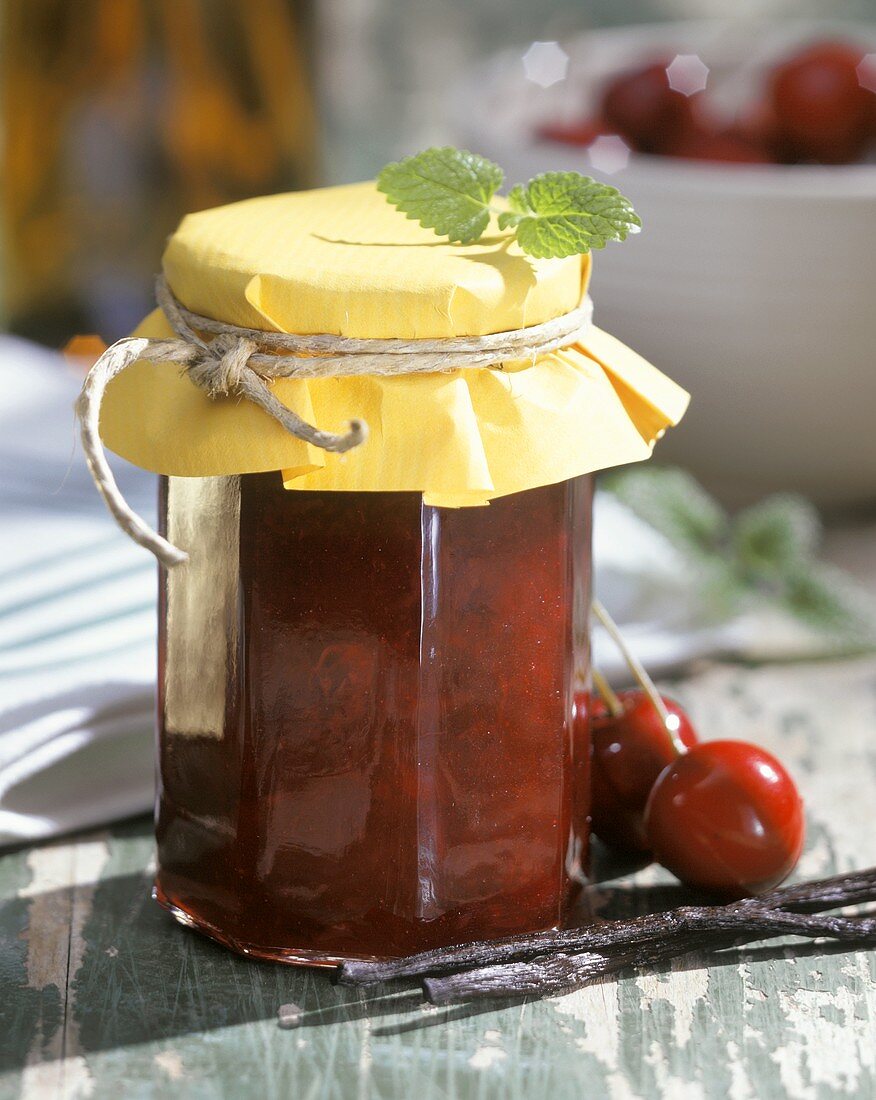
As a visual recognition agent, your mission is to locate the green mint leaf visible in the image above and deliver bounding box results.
[606,464,876,655]
[507,184,531,214]
[496,186,530,231]
[507,184,531,215]
[604,466,730,561]
[377,147,503,245]
[781,562,876,649]
[378,148,641,257]
[510,172,642,258]
[604,465,738,617]
[732,495,821,582]
[698,564,753,620]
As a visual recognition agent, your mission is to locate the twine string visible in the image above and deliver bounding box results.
[76,275,594,569]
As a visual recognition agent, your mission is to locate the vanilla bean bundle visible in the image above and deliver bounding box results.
[424,907,876,1004]
[337,868,876,1004]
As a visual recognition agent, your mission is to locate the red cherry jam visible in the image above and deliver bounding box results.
[154,473,593,963]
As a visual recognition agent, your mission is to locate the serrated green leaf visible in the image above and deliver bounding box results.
[606,464,876,655]
[497,185,531,230]
[377,147,503,245]
[506,184,531,215]
[604,466,730,560]
[733,495,822,582]
[698,563,752,619]
[495,185,532,231]
[510,172,641,258]
[781,562,876,648]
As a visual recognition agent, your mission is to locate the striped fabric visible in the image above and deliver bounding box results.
[0,339,156,846]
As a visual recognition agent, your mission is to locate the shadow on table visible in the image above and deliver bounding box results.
[2,819,863,1065]
[1,818,434,1072]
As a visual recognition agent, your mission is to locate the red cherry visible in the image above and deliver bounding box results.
[663,128,773,164]
[769,41,874,164]
[599,61,697,153]
[536,119,606,147]
[644,740,805,897]
[590,690,699,852]
[732,101,798,163]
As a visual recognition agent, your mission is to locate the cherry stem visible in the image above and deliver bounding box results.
[592,667,624,718]
[591,598,688,756]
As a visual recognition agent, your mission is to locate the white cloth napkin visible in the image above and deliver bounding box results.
[0,338,836,847]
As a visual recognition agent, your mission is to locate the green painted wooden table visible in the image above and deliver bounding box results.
[3,654,876,1098]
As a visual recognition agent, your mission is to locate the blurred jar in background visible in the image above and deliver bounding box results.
[1,0,319,345]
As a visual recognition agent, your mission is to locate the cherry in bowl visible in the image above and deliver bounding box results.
[769,41,874,164]
[599,60,697,154]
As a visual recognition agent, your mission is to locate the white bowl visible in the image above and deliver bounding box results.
[454,21,876,508]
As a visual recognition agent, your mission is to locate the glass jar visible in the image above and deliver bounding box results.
[91,179,688,963]
[154,470,593,963]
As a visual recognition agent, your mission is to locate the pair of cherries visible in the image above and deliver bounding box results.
[586,604,805,898]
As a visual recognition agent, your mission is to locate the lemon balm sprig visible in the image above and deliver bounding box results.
[377,146,641,258]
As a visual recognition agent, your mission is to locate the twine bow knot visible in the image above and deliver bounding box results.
[186,332,258,399]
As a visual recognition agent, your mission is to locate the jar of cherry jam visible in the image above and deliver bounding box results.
[155,473,593,962]
[96,182,688,964]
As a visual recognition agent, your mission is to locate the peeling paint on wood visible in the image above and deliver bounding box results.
[3,655,876,1099]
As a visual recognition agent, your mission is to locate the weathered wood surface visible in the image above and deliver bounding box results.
[3,651,876,1099]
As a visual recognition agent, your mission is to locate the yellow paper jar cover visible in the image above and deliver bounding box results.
[99,181,689,505]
